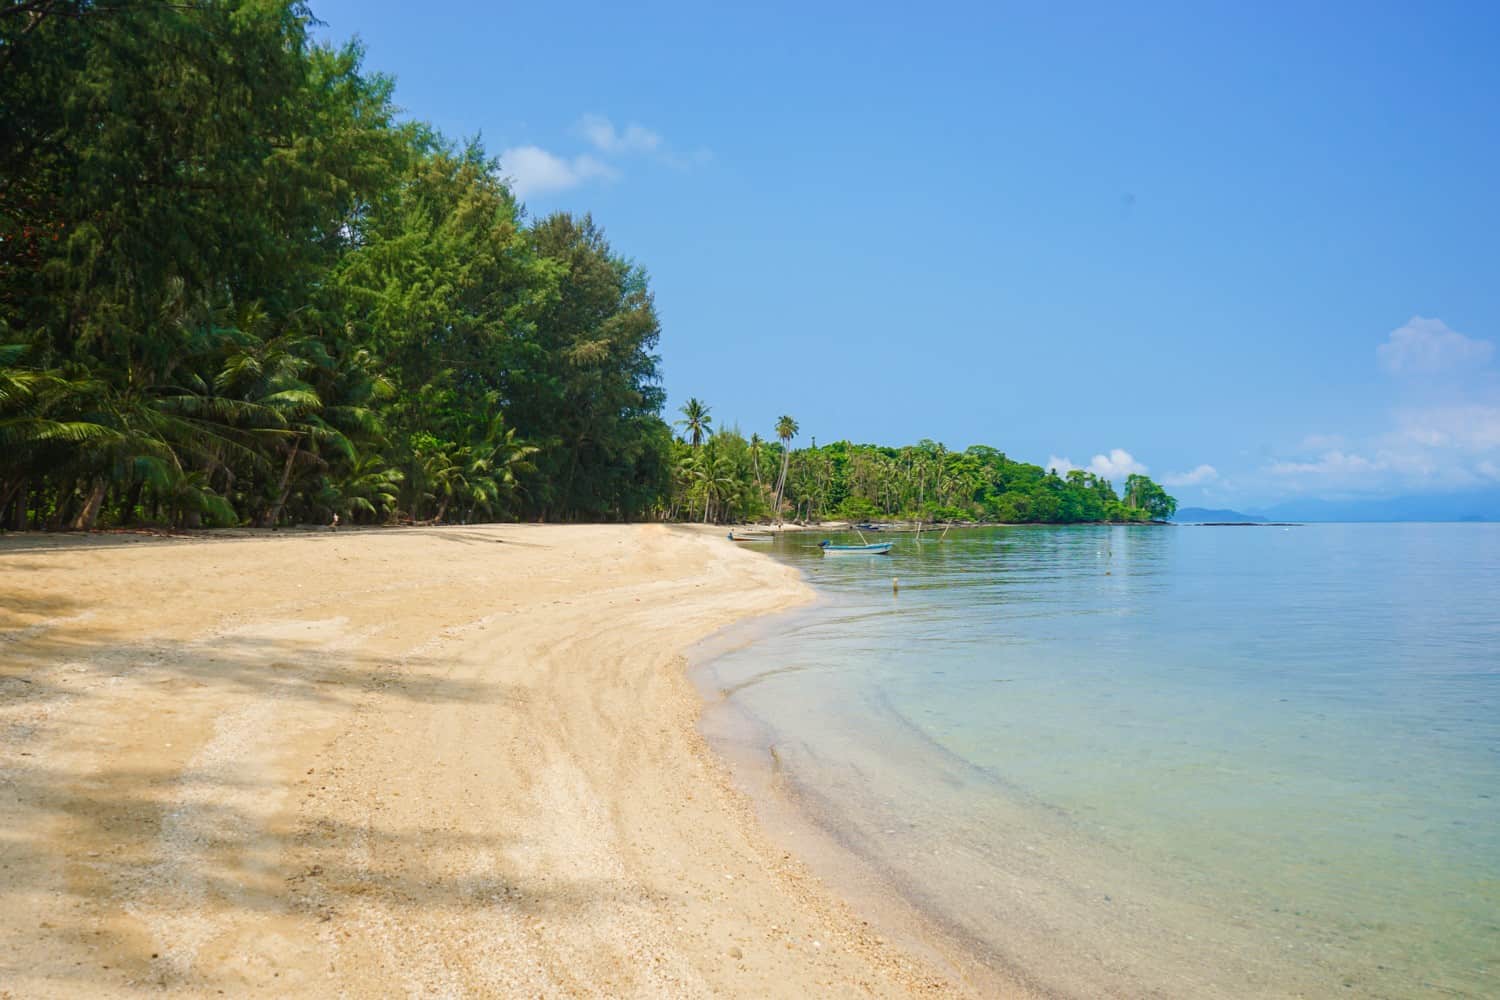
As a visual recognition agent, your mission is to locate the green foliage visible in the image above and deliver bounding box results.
[0,1,671,530]
[1124,473,1177,521]
[661,426,1176,526]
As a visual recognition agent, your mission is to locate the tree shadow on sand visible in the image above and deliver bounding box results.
[1,610,511,713]
[0,759,622,992]
[0,523,550,556]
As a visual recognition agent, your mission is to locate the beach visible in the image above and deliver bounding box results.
[0,524,969,998]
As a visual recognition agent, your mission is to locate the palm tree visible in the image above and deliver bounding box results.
[693,440,738,523]
[461,413,540,521]
[677,397,711,448]
[334,453,404,523]
[771,414,798,523]
[0,350,121,529]
[748,432,765,491]
[674,447,704,521]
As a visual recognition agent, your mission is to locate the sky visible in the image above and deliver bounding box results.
[310,0,1500,510]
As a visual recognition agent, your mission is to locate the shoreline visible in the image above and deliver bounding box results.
[738,520,1174,533]
[0,523,964,997]
[690,598,1052,999]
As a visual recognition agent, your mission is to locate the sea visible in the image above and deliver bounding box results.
[694,524,1500,998]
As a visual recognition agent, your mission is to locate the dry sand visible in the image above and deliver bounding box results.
[0,523,973,998]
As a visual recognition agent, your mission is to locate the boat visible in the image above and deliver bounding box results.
[854,522,884,531]
[727,531,773,542]
[819,540,893,555]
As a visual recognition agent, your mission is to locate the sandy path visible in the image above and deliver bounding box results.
[0,524,961,998]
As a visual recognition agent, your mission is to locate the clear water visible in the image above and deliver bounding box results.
[697,525,1500,998]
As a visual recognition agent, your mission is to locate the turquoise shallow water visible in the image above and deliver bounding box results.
[697,524,1500,998]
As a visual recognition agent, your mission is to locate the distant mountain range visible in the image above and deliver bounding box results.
[1173,507,1268,523]
[1173,491,1500,524]
[1254,490,1499,523]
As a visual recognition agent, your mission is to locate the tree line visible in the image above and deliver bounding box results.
[667,401,1177,525]
[1,1,670,530]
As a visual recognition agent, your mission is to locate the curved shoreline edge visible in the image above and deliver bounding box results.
[0,522,975,997]
[689,563,1059,1000]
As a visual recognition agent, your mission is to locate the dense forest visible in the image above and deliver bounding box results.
[0,1,1174,530]
[1,0,669,529]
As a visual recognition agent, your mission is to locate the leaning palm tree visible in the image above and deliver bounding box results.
[677,397,711,448]
[748,432,765,491]
[771,415,798,523]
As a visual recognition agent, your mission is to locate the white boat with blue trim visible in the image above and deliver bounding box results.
[819,540,893,555]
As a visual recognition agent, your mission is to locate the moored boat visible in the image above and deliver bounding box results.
[819,540,893,555]
[728,531,773,542]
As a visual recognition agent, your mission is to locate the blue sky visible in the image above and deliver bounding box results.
[311,1,1500,509]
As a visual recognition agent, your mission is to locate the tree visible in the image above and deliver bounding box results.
[748,432,765,490]
[771,415,798,522]
[677,398,711,448]
[512,213,667,521]
[1124,473,1177,521]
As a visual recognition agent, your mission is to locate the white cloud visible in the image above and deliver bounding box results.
[501,116,705,202]
[1223,318,1500,505]
[1087,448,1148,481]
[1268,450,1383,482]
[1047,449,1148,482]
[578,114,662,155]
[498,146,617,199]
[1163,464,1219,487]
[1376,316,1493,375]
[1263,411,1500,493]
[1389,404,1500,452]
[1046,455,1077,476]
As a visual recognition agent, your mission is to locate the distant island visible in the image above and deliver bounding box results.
[1173,507,1268,524]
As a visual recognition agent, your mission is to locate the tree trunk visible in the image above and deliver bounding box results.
[773,451,790,524]
[48,480,75,531]
[20,477,34,529]
[434,495,450,523]
[120,479,144,525]
[70,478,107,531]
[0,478,21,530]
[264,438,301,528]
